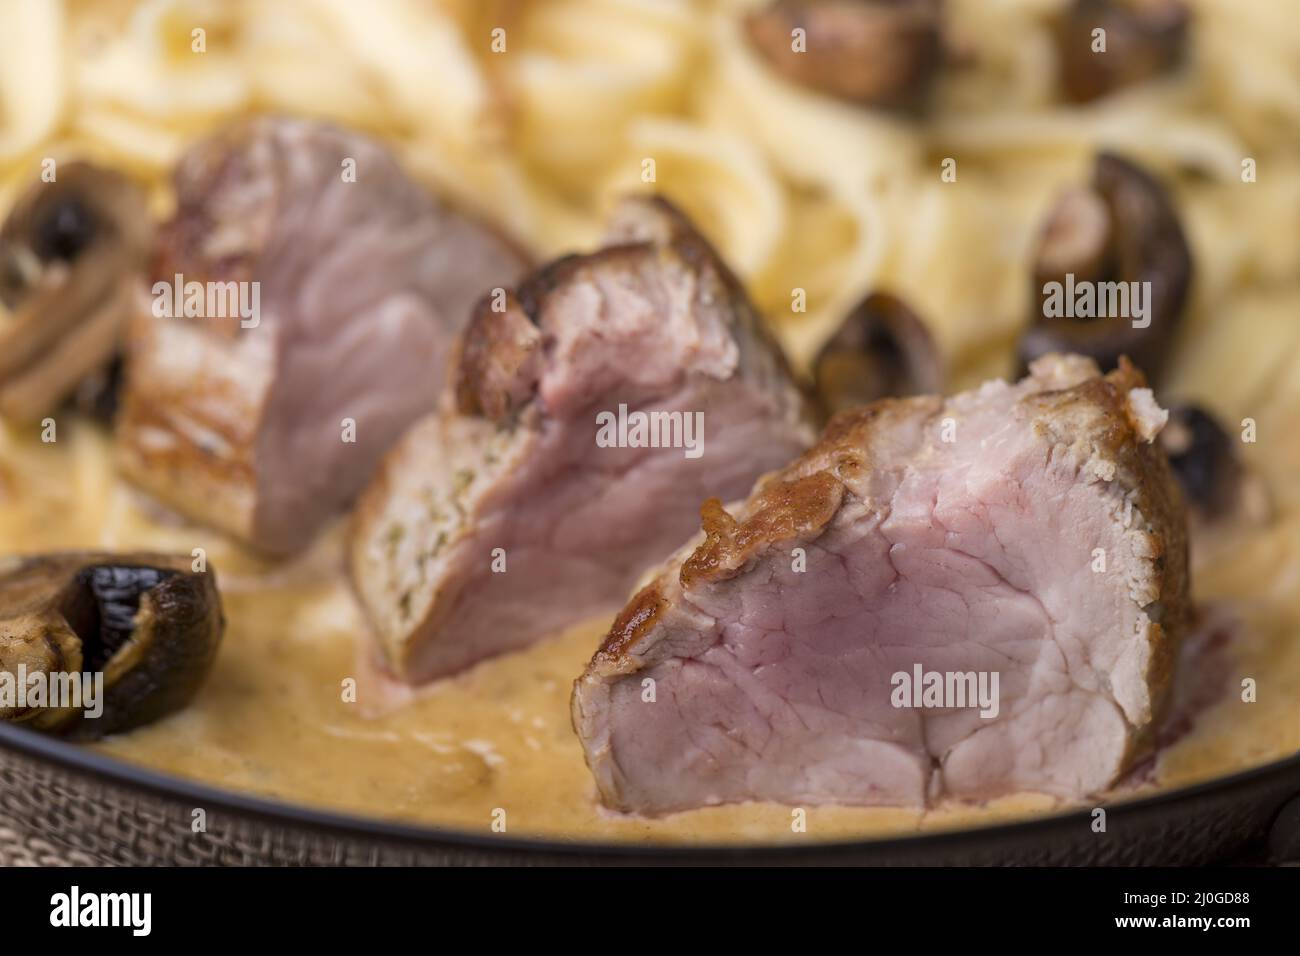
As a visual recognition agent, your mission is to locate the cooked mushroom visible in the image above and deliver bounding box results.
[744,0,944,112]
[812,291,943,417]
[70,354,127,423]
[1056,0,1190,103]
[1018,152,1192,380]
[0,553,223,739]
[0,162,152,424]
[1158,404,1249,522]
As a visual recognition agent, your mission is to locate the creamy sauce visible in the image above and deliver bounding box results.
[1,420,1299,845]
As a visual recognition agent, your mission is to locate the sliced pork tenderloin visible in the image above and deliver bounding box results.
[350,197,814,683]
[573,354,1189,814]
[115,117,529,555]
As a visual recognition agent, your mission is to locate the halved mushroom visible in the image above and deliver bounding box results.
[0,162,152,424]
[744,0,945,112]
[1056,0,1190,103]
[0,553,223,739]
[1159,404,1239,518]
[1018,152,1192,380]
[1157,403,1272,526]
[812,291,943,418]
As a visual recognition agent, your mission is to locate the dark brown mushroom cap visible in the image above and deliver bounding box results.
[1158,404,1244,521]
[0,553,223,739]
[1033,186,1114,287]
[0,163,152,423]
[744,0,945,112]
[812,291,944,418]
[1019,152,1193,380]
[1056,0,1191,103]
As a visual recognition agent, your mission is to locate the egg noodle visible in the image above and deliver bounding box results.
[0,0,1296,364]
[3,0,1300,617]
[0,0,1299,841]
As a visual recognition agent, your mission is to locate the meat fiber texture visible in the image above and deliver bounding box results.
[573,354,1189,814]
[350,197,815,683]
[116,117,528,555]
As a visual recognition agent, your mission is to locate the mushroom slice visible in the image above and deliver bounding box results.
[1056,0,1190,103]
[0,162,152,423]
[1158,403,1272,525]
[744,0,944,111]
[812,291,943,418]
[1019,152,1192,381]
[0,553,223,739]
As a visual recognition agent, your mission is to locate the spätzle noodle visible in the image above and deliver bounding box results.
[0,0,65,162]
[0,0,1293,375]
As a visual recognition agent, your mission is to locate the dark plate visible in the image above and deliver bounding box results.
[2,721,1298,865]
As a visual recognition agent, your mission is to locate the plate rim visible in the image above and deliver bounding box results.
[2,720,1299,860]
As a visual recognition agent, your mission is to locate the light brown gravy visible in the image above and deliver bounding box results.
[2,420,1299,845]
